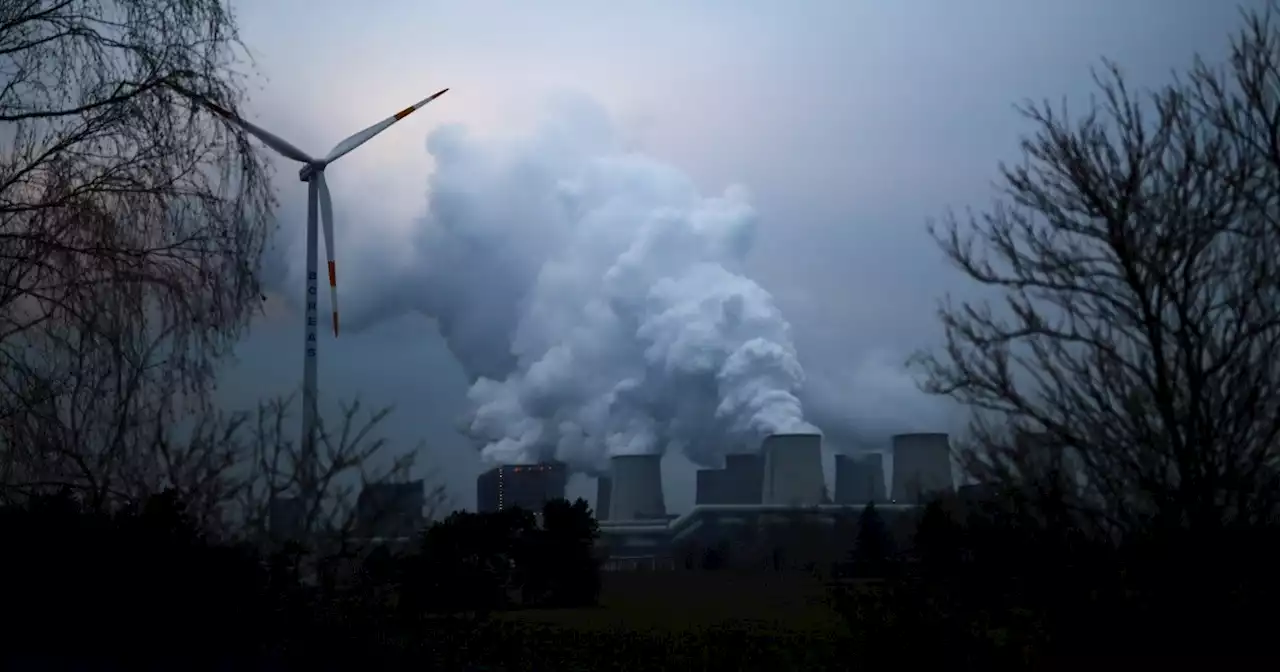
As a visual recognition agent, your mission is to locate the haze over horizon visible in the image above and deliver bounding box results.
[213,0,1259,512]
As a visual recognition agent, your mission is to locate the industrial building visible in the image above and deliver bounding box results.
[608,454,667,521]
[761,433,825,506]
[890,433,955,503]
[441,431,951,569]
[476,462,569,514]
[355,480,427,539]
[834,453,886,505]
[596,502,929,571]
[595,432,930,569]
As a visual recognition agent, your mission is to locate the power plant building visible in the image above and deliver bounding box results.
[608,454,667,520]
[761,433,825,506]
[476,462,568,514]
[834,453,886,505]
[891,433,955,504]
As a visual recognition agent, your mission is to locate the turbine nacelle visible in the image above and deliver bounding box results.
[172,85,449,337]
[299,162,327,182]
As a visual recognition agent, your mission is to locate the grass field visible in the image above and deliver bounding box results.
[497,570,850,634]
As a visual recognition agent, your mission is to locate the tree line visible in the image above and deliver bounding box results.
[2,487,602,665]
[675,481,1280,662]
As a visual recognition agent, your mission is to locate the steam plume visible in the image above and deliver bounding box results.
[343,96,816,473]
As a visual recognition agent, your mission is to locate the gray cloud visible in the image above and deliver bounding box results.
[217,0,1258,510]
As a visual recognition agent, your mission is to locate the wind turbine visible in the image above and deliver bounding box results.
[173,84,449,497]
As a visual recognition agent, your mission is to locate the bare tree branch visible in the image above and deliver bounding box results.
[913,3,1280,534]
[0,0,274,508]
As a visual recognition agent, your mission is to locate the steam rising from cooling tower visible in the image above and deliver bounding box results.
[343,95,815,474]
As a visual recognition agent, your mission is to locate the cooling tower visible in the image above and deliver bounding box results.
[724,453,764,504]
[761,433,825,506]
[891,433,954,504]
[696,469,734,505]
[596,476,612,521]
[1016,431,1083,485]
[608,454,666,520]
[835,453,886,505]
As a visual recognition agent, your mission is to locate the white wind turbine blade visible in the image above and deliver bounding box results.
[315,170,339,337]
[323,88,449,164]
[171,85,315,163]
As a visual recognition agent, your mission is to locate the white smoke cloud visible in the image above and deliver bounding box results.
[330,94,816,473]
[247,92,954,478]
[801,350,956,453]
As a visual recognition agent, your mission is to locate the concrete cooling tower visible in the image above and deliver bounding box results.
[1015,431,1084,486]
[696,469,733,505]
[834,453,886,505]
[761,433,825,506]
[725,453,764,504]
[891,433,955,504]
[608,454,666,520]
[595,476,612,521]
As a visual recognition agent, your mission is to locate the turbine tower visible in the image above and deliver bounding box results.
[173,84,449,506]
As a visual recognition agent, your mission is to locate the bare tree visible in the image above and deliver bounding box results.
[46,388,454,548]
[225,394,451,547]
[0,0,273,503]
[913,4,1280,534]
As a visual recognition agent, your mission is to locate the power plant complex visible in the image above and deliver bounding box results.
[475,431,960,569]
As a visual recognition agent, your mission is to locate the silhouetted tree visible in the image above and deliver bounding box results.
[1,489,280,662]
[852,503,895,577]
[911,1,1280,536]
[700,541,730,570]
[404,508,534,616]
[0,0,273,512]
[913,500,964,579]
[225,395,451,546]
[525,498,601,607]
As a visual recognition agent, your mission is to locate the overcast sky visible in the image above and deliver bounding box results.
[213,0,1259,513]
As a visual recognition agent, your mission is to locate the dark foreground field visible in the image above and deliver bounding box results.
[443,571,854,671]
[502,570,848,632]
[368,571,856,671]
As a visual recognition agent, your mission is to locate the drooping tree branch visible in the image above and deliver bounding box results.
[0,0,274,504]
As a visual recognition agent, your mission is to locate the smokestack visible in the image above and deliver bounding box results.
[595,476,612,521]
[834,453,886,505]
[891,433,954,503]
[608,454,666,520]
[724,453,764,504]
[761,433,824,506]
